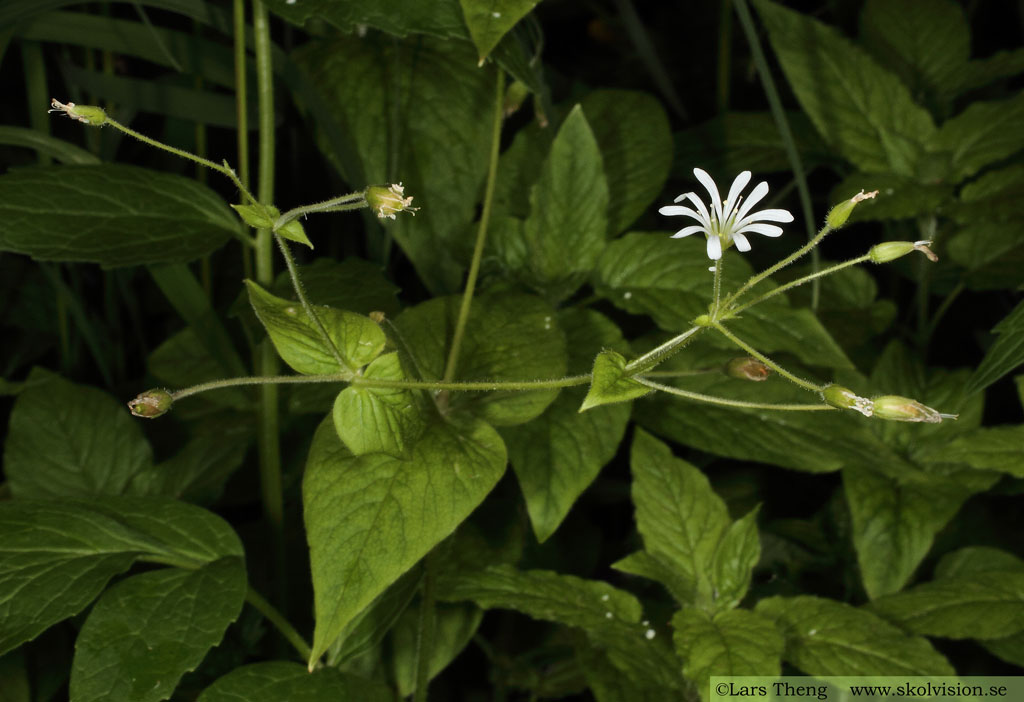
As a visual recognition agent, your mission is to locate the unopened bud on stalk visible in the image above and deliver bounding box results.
[369,310,386,323]
[869,240,938,264]
[503,80,530,117]
[871,395,957,423]
[822,384,874,417]
[365,183,418,220]
[128,388,173,418]
[725,357,771,381]
[49,99,107,126]
[826,190,878,229]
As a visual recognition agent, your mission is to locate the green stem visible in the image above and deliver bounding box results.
[246,586,313,662]
[251,0,284,596]
[102,116,259,213]
[234,0,253,279]
[625,326,704,375]
[732,0,819,309]
[724,222,833,306]
[712,322,825,393]
[442,68,506,387]
[915,215,938,348]
[21,40,51,166]
[712,258,720,319]
[168,373,591,404]
[273,233,348,370]
[274,191,367,230]
[636,377,835,411]
[413,551,438,702]
[728,254,871,317]
[925,281,963,342]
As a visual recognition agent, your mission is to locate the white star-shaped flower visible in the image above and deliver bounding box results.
[658,168,794,260]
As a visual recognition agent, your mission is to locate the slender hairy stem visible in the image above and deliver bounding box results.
[712,322,825,393]
[170,373,351,402]
[168,373,591,404]
[732,0,819,308]
[915,215,938,349]
[625,326,704,374]
[413,551,438,702]
[712,258,723,318]
[274,233,348,370]
[274,191,366,230]
[636,377,835,411]
[442,68,506,386]
[251,0,285,601]
[103,116,259,211]
[353,374,592,392]
[245,587,313,661]
[725,223,833,306]
[728,254,871,317]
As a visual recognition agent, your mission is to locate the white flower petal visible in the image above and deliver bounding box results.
[706,235,722,260]
[670,225,705,239]
[737,207,794,225]
[659,205,702,218]
[673,191,695,203]
[732,232,752,251]
[734,181,770,221]
[737,222,784,237]
[681,192,713,227]
[693,168,724,224]
[724,171,751,220]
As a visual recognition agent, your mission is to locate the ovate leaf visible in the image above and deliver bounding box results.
[844,466,997,599]
[245,280,385,375]
[0,165,236,266]
[295,37,493,293]
[394,294,567,425]
[4,368,152,498]
[859,0,969,104]
[966,300,1024,395]
[672,608,782,700]
[919,425,1024,477]
[930,92,1024,183]
[580,350,651,412]
[437,565,685,691]
[197,662,392,702]
[752,0,936,175]
[631,431,758,612]
[502,309,631,542]
[459,0,539,62]
[392,602,482,696]
[520,105,609,301]
[332,352,426,457]
[69,558,246,702]
[756,595,954,675]
[262,0,467,39]
[0,497,242,656]
[304,415,506,664]
[869,572,1024,640]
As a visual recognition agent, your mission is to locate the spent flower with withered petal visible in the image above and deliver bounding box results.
[659,168,794,260]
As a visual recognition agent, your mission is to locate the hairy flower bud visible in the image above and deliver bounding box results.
[49,99,107,126]
[871,395,957,423]
[503,80,530,117]
[365,183,418,220]
[822,384,873,417]
[826,190,878,229]
[128,388,173,418]
[869,240,938,264]
[725,357,771,381]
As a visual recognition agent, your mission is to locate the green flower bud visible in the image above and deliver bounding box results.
[725,357,771,381]
[49,99,107,126]
[694,314,712,327]
[826,190,878,229]
[128,388,173,418]
[869,240,938,264]
[822,384,873,417]
[871,395,957,423]
[503,80,530,117]
[365,183,418,220]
